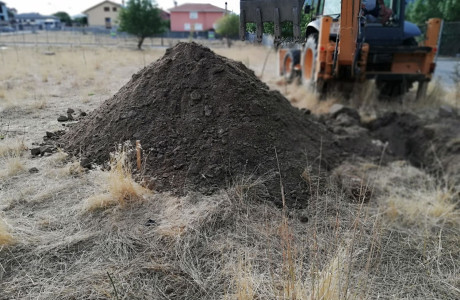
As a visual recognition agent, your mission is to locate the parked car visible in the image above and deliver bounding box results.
[0,26,16,32]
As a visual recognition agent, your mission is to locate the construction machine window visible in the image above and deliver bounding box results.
[363,0,400,25]
[389,0,401,24]
[320,0,341,16]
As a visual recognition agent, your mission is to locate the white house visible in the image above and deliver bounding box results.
[83,1,122,29]
[16,13,61,30]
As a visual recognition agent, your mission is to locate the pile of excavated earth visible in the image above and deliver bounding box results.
[59,42,460,205]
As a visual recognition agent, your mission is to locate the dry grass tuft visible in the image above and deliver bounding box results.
[309,247,350,300]
[0,138,27,157]
[83,145,150,211]
[372,162,459,228]
[0,218,15,246]
[0,138,27,178]
[385,188,459,227]
[31,99,47,110]
[84,193,119,211]
[1,154,26,178]
[234,254,255,300]
[52,149,69,164]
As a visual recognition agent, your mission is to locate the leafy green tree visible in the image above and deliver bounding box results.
[406,0,460,23]
[118,0,167,49]
[74,16,88,26]
[439,0,460,22]
[53,11,72,26]
[216,14,239,38]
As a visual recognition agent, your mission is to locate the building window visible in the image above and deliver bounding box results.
[104,7,110,12]
[105,17,112,28]
[189,11,198,19]
[194,23,203,31]
[113,7,117,12]
[184,23,191,31]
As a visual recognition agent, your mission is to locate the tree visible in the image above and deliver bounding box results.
[74,16,88,27]
[439,0,460,22]
[53,11,72,26]
[216,13,239,38]
[118,0,167,50]
[406,0,460,23]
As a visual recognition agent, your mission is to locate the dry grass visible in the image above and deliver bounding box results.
[83,145,150,211]
[0,138,27,178]
[0,138,27,157]
[0,45,165,112]
[309,246,350,300]
[1,154,26,177]
[1,160,458,299]
[372,161,459,228]
[233,254,256,300]
[385,189,459,227]
[0,218,15,246]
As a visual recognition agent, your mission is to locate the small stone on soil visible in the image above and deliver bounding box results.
[28,167,39,174]
[31,148,41,156]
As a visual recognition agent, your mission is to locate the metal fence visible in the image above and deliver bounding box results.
[439,22,460,57]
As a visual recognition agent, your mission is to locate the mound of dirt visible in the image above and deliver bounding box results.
[61,43,380,206]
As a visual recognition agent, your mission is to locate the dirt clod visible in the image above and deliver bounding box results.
[57,115,68,122]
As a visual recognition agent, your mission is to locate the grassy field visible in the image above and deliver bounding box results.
[0,33,459,299]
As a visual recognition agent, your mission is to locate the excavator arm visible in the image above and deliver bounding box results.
[240,0,305,42]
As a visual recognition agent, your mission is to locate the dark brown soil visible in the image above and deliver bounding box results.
[60,43,382,207]
[367,112,460,187]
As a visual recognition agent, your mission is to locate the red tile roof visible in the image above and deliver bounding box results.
[169,3,225,13]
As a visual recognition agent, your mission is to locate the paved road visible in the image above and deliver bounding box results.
[435,58,460,87]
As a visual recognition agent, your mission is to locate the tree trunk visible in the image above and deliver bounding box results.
[137,36,145,50]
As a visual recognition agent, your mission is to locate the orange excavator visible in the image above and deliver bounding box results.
[240,0,442,99]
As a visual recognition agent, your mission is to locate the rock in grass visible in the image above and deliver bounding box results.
[30,147,41,156]
[29,167,39,174]
[57,115,69,122]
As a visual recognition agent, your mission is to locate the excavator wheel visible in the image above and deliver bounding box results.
[282,50,301,84]
[301,35,318,90]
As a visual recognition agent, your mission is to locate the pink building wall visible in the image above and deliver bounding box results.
[170,11,224,32]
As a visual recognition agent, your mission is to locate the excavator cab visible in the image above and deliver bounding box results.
[240,0,442,100]
[239,0,304,42]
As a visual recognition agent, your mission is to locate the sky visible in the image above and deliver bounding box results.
[6,0,240,16]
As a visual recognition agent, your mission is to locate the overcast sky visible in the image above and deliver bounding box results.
[7,0,240,16]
